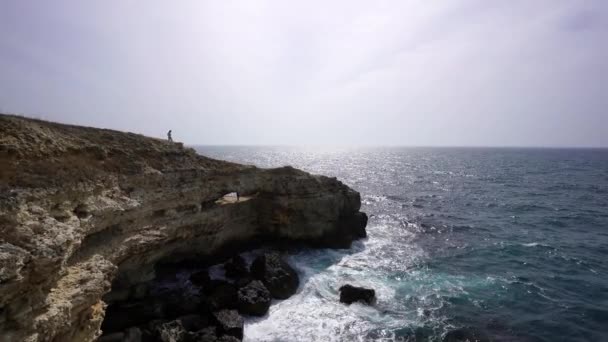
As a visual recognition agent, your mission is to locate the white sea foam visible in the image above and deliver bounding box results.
[242,222,444,341]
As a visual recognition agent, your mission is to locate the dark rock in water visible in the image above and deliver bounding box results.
[217,335,241,342]
[224,255,249,279]
[237,280,271,316]
[250,252,299,299]
[213,310,244,340]
[339,284,375,305]
[190,270,211,287]
[208,282,238,310]
[101,299,165,333]
[443,327,490,342]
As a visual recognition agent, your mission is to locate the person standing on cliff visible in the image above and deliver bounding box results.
[236,191,240,202]
[167,130,173,142]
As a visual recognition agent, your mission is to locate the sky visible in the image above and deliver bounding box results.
[1,1,607,147]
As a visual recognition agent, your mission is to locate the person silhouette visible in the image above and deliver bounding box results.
[167,130,173,142]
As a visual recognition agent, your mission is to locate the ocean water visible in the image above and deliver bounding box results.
[194,146,608,342]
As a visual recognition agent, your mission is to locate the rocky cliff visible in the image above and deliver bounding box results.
[0,114,367,342]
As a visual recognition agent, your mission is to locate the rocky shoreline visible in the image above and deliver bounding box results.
[100,251,300,341]
[0,114,367,342]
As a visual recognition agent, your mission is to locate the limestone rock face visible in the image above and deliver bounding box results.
[0,114,367,341]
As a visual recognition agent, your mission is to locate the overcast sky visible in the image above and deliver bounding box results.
[1,1,607,147]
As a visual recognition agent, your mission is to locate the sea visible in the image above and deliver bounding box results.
[194,146,608,342]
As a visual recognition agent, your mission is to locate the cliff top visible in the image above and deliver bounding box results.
[0,114,247,188]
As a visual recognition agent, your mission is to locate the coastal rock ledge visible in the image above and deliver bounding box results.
[0,114,368,341]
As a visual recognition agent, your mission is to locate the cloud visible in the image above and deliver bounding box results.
[0,0,607,146]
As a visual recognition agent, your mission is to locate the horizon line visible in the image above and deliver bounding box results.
[188,144,608,150]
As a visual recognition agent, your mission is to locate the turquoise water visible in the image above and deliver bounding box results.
[195,147,608,342]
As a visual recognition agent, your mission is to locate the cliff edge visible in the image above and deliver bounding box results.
[0,114,367,341]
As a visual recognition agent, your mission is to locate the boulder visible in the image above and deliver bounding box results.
[208,281,238,310]
[224,255,249,279]
[212,310,244,340]
[443,327,490,342]
[250,252,299,299]
[339,284,375,305]
[237,280,271,316]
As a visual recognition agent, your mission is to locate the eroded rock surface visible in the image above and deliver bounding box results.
[0,114,367,341]
[237,280,271,316]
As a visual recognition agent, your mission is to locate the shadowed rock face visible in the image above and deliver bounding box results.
[250,252,299,300]
[0,114,367,342]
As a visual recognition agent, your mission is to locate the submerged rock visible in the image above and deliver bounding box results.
[237,280,271,316]
[250,252,299,299]
[339,284,376,305]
